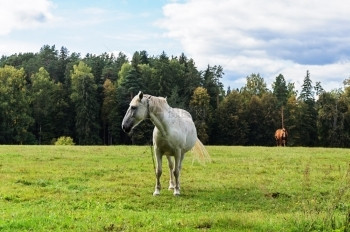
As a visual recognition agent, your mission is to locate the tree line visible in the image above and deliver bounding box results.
[1,45,350,147]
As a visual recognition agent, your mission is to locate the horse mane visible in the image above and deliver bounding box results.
[146,95,170,113]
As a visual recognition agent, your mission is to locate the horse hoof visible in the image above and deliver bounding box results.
[173,190,180,196]
[153,190,160,196]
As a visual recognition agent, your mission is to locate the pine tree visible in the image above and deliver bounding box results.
[314,81,325,96]
[122,68,143,99]
[297,70,318,146]
[272,74,288,107]
[202,65,224,109]
[299,70,314,102]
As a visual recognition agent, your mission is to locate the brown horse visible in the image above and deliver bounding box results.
[275,128,288,146]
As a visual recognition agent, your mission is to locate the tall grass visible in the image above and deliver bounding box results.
[0,146,349,231]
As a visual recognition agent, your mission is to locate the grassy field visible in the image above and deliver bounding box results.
[0,145,349,231]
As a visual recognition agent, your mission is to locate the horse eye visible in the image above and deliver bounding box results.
[131,106,137,110]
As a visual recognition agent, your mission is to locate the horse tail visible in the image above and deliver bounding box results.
[191,138,211,164]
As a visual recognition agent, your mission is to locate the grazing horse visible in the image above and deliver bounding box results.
[122,91,210,196]
[275,128,288,146]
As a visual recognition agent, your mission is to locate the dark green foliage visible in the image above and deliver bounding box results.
[273,74,288,107]
[114,86,132,144]
[0,66,34,144]
[215,91,249,145]
[246,93,279,146]
[50,82,74,141]
[70,61,101,145]
[121,67,144,98]
[101,79,117,145]
[167,86,186,109]
[297,71,318,146]
[299,70,314,102]
[130,120,154,145]
[38,45,60,82]
[1,45,350,146]
[202,65,225,109]
[317,91,350,147]
[31,67,58,144]
[154,51,172,96]
[181,57,202,106]
[284,95,299,146]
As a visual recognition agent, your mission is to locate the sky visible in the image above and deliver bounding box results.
[1,0,350,92]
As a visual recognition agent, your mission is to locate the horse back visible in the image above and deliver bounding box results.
[275,129,282,139]
[153,107,197,154]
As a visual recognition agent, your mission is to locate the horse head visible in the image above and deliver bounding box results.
[282,128,288,139]
[121,91,150,133]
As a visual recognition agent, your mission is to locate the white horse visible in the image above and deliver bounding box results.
[122,91,210,196]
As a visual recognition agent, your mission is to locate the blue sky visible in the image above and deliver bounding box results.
[1,0,350,91]
[0,0,176,56]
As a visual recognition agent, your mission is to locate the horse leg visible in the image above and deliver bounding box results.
[173,149,183,196]
[166,155,175,190]
[179,152,185,171]
[153,147,162,196]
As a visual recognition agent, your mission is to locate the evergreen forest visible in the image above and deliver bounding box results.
[1,45,350,147]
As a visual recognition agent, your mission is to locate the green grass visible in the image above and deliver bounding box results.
[0,146,349,231]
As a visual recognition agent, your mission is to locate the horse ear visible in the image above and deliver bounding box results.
[138,91,143,100]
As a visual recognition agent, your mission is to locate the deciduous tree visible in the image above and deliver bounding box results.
[190,87,211,144]
[31,67,58,144]
[70,61,101,144]
[0,66,34,144]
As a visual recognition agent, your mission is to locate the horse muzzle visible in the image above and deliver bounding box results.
[121,125,129,133]
[122,122,132,133]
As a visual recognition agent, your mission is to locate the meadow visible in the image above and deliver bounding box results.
[0,145,349,231]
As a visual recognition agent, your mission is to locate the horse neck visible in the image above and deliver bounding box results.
[148,97,170,136]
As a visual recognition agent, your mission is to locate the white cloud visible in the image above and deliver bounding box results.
[0,0,54,35]
[159,0,350,91]
[0,40,40,55]
[279,61,350,91]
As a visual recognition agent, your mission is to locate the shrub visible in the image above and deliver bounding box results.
[55,136,75,145]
